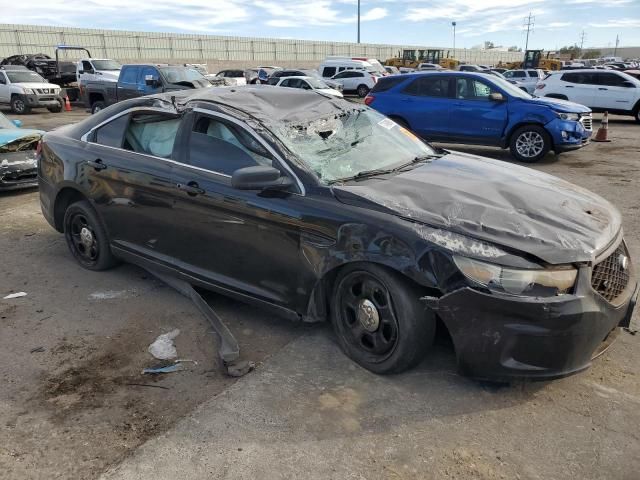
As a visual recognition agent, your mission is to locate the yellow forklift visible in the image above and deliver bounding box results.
[505,50,562,71]
[385,49,459,69]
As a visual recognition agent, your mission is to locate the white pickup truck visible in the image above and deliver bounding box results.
[76,58,121,86]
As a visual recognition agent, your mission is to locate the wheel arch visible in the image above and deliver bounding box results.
[504,121,554,150]
[53,185,89,232]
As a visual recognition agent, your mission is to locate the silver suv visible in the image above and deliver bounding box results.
[0,66,62,114]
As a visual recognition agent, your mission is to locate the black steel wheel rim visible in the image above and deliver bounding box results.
[68,213,99,263]
[338,271,399,360]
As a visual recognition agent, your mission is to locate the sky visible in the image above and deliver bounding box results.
[1,0,639,50]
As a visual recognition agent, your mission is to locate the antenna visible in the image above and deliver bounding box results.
[523,12,535,51]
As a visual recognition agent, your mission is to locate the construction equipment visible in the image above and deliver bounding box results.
[505,50,563,71]
[385,49,459,70]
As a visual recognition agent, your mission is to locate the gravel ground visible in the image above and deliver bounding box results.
[1,106,638,479]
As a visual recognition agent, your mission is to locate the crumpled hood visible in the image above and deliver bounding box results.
[332,152,620,264]
[525,96,591,114]
[0,128,44,146]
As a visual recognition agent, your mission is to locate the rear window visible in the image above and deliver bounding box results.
[370,76,408,93]
[322,66,336,78]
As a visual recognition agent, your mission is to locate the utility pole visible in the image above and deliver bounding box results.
[357,0,360,43]
[613,34,619,56]
[523,12,534,51]
[579,30,586,51]
[452,21,457,52]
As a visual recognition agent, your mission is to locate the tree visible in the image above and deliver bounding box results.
[581,49,601,59]
[559,44,582,58]
[508,45,522,52]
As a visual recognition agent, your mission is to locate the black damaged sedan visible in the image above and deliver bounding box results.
[38,87,638,380]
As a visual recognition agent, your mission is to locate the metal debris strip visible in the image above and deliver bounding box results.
[0,134,40,153]
[148,269,253,377]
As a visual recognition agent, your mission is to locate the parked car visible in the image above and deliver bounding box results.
[330,70,378,97]
[0,111,43,190]
[77,58,121,86]
[365,71,593,162]
[459,65,487,72]
[624,70,640,81]
[215,69,247,86]
[535,69,640,122]
[244,66,282,85]
[490,68,508,74]
[324,56,388,76]
[82,64,211,114]
[417,63,443,71]
[384,66,400,75]
[267,69,342,91]
[502,69,545,93]
[273,76,342,97]
[0,66,62,114]
[38,87,637,380]
[318,59,377,79]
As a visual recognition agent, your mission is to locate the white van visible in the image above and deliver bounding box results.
[319,58,378,79]
[77,58,122,86]
[324,56,387,76]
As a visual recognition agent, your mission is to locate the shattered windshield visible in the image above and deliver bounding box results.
[159,67,208,86]
[274,109,437,184]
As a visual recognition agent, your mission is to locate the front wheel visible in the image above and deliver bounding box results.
[47,102,62,113]
[331,264,435,374]
[63,200,119,271]
[11,96,31,114]
[634,108,640,124]
[509,125,551,163]
[356,84,370,98]
[91,101,105,114]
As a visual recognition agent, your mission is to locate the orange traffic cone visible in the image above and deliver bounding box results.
[64,95,72,112]
[592,111,611,142]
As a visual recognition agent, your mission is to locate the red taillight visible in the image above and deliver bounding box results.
[364,95,375,106]
[536,83,546,90]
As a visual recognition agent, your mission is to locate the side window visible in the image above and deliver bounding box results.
[82,61,93,72]
[338,67,346,72]
[122,113,181,158]
[456,78,495,101]
[333,71,349,79]
[0,73,6,85]
[322,66,336,77]
[527,70,539,78]
[299,80,312,90]
[596,73,626,87]
[403,76,449,97]
[188,115,273,175]
[92,114,130,148]
[119,67,138,84]
[503,71,513,78]
[512,71,526,78]
[280,79,291,87]
[140,67,160,86]
[561,72,579,83]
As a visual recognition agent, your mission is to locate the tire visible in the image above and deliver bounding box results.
[91,101,105,114]
[330,263,435,374]
[509,125,551,163]
[47,102,62,113]
[11,95,31,114]
[634,107,640,124]
[63,200,118,271]
[356,84,370,98]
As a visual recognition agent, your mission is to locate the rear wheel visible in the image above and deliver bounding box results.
[63,200,118,271]
[634,107,640,124]
[356,84,370,98]
[331,264,435,374]
[47,101,62,113]
[91,101,105,114]
[509,125,551,163]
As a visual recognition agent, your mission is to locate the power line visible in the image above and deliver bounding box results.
[523,13,535,51]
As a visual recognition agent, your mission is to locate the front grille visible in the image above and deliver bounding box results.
[580,114,593,131]
[34,88,56,95]
[591,243,631,302]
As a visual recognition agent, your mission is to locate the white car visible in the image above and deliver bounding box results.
[274,76,342,98]
[535,69,640,122]
[215,69,247,86]
[0,66,62,114]
[330,70,378,97]
[77,58,121,86]
[502,69,545,93]
[417,63,442,71]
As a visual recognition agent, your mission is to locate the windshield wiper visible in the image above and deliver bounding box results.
[328,155,440,185]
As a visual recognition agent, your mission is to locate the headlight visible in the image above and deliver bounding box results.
[557,112,580,121]
[23,88,34,94]
[453,255,577,296]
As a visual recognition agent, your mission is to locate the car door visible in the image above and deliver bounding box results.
[449,76,508,144]
[138,66,163,96]
[559,72,595,107]
[166,110,307,308]
[348,71,365,90]
[0,72,9,104]
[116,66,140,101]
[591,72,636,110]
[394,75,452,140]
[83,108,185,259]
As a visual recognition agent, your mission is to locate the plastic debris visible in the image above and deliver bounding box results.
[142,364,185,375]
[3,292,27,299]
[148,329,180,360]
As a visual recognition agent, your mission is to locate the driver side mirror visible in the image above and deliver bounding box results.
[145,75,161,88]
[231,166,293,191]
[489,92,505,102]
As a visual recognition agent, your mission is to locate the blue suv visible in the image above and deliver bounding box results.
[365,72,593,163]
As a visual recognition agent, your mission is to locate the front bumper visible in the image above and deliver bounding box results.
[0,152,38,190]
[23,93,61,108]
[547,117,592,153]
[425,265,638,381]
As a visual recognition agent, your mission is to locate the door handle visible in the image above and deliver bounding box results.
[598,87,608,90]
[176,182,205,196]
[565,85,574,88]
[87,158,107,171]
